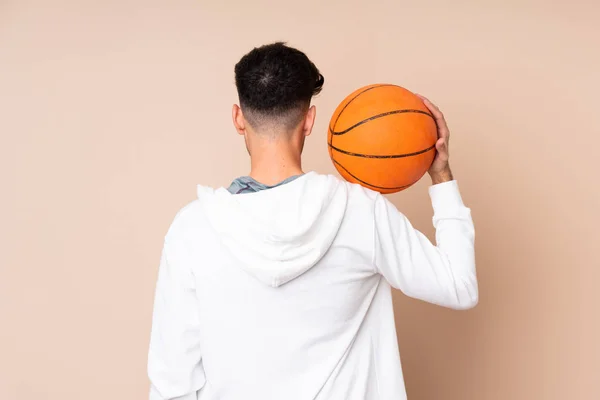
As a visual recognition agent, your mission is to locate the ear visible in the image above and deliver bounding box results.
[303,105,317,137]
[232,104,246,136]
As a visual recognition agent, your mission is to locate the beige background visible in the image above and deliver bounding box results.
[1,1,598,399]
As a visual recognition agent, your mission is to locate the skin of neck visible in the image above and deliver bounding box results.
[248,134,304,186]
[232,104,316,186]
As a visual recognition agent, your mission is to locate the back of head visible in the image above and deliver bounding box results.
[234,42,324,132]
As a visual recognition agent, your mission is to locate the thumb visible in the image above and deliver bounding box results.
[435,138,449,160]
[436,138,447,151]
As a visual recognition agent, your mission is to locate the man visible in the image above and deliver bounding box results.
[148,42,477,400]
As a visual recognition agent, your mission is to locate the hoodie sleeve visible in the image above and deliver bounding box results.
[148,239,205,400]
[373,180,478,310]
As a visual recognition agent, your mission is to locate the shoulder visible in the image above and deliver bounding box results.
[321,173,406,224]
[313,172,383,220]
[321,173,380,204]
[164,199,206,243]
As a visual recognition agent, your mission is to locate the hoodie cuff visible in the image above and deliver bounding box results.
[428,180,465,214]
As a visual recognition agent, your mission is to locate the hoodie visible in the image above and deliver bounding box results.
[148,171,478,400]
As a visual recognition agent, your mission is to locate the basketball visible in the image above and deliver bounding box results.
[327,84,438,194]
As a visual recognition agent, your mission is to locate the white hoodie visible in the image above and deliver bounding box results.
[148,172,477,400]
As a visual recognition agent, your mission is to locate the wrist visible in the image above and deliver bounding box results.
[430,166,454,185]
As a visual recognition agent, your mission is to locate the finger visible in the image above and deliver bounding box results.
[415,94,435,115]
[415,93,440,114]
[423,99,450,137]
[415,94,450,139]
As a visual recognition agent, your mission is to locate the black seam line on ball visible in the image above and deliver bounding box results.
[330,109,434,136]
[329,143,436,159]
[332,159,413,190]
[329,84,398,137]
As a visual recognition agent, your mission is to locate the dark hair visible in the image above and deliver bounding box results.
[234,42,324,130]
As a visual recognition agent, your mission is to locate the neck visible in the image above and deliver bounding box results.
[249,141,304,186]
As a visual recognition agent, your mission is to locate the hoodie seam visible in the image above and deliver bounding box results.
[370,194,379,275]
[370,333,382,398]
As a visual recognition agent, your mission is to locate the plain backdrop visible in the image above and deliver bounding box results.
[1,1,598,399]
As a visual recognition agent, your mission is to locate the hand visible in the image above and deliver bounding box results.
[417,94,454,185]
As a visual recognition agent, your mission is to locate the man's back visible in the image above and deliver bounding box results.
[148,172,477,400]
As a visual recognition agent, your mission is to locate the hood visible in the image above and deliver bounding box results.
[197,172,348,287]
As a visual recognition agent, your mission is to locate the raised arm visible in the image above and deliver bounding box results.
[373,96,478,309]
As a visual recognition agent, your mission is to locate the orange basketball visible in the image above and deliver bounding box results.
[328,84,437,194]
